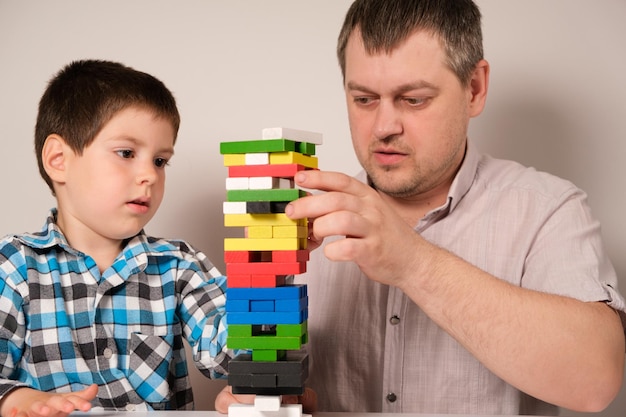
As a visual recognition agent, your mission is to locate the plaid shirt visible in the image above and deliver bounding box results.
[0,210,231,410]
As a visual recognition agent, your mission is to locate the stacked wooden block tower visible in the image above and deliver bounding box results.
[221,127,322,416]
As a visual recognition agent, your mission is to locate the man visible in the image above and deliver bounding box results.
[216,0,625,414]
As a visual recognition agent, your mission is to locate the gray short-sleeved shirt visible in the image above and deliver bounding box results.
[296,140,625,415]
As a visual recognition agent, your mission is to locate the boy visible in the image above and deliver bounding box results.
[0,60,231,415]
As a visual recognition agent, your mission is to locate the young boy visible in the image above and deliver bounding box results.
[0,60,231,415]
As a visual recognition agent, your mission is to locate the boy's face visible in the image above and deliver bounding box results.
[56,106,175,248]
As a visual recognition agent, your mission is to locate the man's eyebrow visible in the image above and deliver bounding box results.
[346,80,439,95]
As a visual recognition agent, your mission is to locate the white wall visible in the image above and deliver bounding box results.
[0,1,624,415]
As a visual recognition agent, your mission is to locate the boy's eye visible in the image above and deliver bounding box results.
[116,149,134,158]
[154,158,169,168]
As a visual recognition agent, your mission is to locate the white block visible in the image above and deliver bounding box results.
[245,153,269,165]
[249,177,294,190]
[262,127,323,145]
[254,395,281,411]
[228,403,303,417]
[223,201,247,214]
[226,177,249,190]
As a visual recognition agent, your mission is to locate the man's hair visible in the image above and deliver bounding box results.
[337,0,483,86]
[35,59,180,192]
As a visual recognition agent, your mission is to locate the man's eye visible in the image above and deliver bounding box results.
[404,97,427,106]
[117,149,134,158]
[354,96,374,105]
[154,158,169,168]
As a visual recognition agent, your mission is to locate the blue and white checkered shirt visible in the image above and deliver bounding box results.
[0,210,231,410]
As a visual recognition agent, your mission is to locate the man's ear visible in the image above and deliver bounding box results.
[468,59,490,118]
[41,134,71,184]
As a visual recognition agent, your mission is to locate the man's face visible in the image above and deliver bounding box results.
[343,29,482,200]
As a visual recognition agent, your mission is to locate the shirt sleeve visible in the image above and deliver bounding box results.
[0,242,31,394]
[521,186,626,328]
[174,246,234,378]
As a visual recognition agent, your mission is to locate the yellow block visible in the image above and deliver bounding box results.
[269,152,318,169]
[223,154,246,166]
[273,225,308,238]
[246,226,273,239]
[224,238,307,251]
[224,213,306,227]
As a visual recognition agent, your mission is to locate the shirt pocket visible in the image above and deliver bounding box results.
[127,332,174,407]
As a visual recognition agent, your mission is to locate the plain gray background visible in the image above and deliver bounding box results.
[0,1,624,415]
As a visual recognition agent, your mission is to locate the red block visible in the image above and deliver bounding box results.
[250,275,287,287]
[226,261,307,276]
[225,251,272,263]
[227,275,251,288]
[228,164,307,178]
[272,250,310,263]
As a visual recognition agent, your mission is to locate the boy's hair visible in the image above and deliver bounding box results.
[35,59,181,192]
[337,0,484,86]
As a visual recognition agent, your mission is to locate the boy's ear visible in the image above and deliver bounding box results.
[41,134,71,184]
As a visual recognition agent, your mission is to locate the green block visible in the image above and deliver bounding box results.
[297,142,316,156]
[276,322,307,337]
[220,139,297,154]
[227,335,305,350]
[227,189,306,202]
[252,350,286,362]
[228,324,252,337]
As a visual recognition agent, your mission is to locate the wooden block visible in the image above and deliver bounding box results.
[226,261,307,276]
[227,310,307,325]
[227,275,251,288]
[223,153,246,166]
[269,152,318,169]
[224,237,306,251]
[226,177,249,190]
[272,225,307,238]
[250,274,286,287]
[224,213,303,227]
[220,139,297,154]
[246,201,289,214]
[248,177,293,190]
[227,335,305,350]
[228,164,308,178]
[227,188,306,203]
[246,226,273,239]
[262,127,323,145]
[245,153,269,165]
[223,201,247,214]
[271,250,309,263]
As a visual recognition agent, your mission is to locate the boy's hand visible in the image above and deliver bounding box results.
[215,385,317,414]
[0,384,97,417]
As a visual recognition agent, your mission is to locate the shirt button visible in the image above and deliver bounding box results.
[103,348,113,359]
[386,392,397,403]
[389,315,401,325]
[125,404,136,411]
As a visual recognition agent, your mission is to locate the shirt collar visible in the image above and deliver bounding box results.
[17,208,169,259]
[447,138,480,214]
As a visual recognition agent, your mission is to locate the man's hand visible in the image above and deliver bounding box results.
[215,385,317,414]
[287,170,426,290]
[0,384,97,417]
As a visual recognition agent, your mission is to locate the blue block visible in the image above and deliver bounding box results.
[227,285,306,300]
[275,296,308,312]
[250,300,275,312]
[228,310,308,325]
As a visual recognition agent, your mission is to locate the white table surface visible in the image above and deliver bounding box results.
[71,411,553,417]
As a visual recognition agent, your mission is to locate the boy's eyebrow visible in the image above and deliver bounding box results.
[111,136,175,155]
